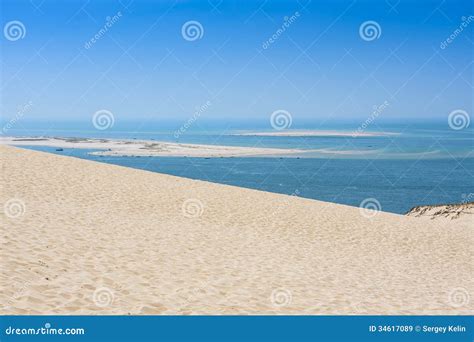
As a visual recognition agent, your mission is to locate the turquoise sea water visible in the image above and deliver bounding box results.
[14,124,473,214]
[7,124,473,159]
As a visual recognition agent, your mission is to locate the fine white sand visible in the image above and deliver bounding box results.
[0,136,304,157]
[406,202,473,227]
[1,145,472,315]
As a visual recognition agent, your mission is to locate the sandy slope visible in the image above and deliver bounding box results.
[1,145,472,315]
[406,202,473,227]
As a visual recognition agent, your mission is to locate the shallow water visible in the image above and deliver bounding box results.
[21,140,473,214]
[11,123,472,214]
[8,124,473,159]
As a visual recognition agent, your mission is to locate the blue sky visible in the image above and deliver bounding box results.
[0,0,473,129]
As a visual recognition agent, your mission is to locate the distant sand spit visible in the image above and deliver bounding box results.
[0,136,304,157]
[1,145,472,315]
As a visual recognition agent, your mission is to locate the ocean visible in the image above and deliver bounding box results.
[12,123,473,214]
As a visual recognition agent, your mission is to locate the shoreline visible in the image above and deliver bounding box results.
[2,135,468,160]
[0,136,305,158]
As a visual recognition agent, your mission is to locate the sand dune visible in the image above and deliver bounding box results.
[406,202,473,226]
[1,145,472,315]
